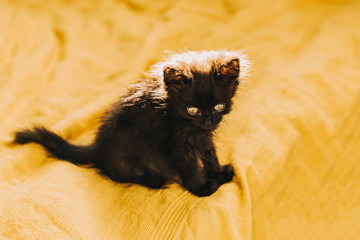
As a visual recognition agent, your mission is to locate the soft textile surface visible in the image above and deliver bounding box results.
[1,0,360,239]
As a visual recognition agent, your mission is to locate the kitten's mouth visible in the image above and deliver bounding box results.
[200,120,218,130]
[202,125,217,130]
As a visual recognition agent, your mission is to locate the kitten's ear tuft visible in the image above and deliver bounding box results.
[163,68,188,85]
[218,59,240,80]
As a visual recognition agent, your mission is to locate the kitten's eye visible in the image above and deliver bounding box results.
[187,107,200,115]
[214,104,225,112]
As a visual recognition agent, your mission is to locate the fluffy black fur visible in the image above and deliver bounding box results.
[14,50,246,197]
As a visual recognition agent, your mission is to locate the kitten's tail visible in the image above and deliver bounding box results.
[13,127,93,165]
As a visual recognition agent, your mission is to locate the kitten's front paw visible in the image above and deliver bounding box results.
[217,164,234,185]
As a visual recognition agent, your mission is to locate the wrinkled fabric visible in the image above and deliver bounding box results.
[0,0,359,239]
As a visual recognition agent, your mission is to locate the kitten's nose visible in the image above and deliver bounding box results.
[205,119,212,127]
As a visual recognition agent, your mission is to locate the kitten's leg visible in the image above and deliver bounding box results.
[172,152,220,197]
[100,157,167,189]
[202,147,234,185]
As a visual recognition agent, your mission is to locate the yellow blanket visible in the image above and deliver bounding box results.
[1,0,359,239]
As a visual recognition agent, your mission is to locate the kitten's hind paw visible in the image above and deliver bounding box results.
[195,179,220,197]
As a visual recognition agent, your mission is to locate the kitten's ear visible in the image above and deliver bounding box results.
[163,68,188,85]
[217,59,240,80]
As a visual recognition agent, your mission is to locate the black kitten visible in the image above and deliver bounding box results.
[14,50,246,197]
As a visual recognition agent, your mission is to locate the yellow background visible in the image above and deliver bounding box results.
[1,0,359,239]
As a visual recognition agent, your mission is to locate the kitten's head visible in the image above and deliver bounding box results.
[158,50,247,130]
